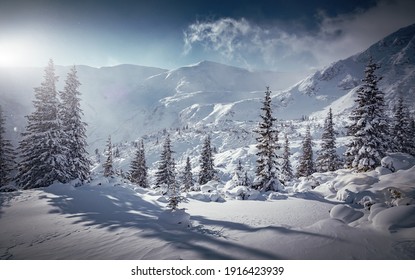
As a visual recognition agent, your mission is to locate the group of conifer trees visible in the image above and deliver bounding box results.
[254,57,415,191]
[1,57,414,196]
[0,59,90,191]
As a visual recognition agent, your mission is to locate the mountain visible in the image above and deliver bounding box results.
[1,23,415,154]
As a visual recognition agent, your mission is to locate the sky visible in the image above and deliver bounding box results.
[0,0,414,72]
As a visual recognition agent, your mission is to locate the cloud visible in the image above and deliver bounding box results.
[183,0,415,71]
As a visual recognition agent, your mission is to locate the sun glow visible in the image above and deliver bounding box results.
[0,39,39,67]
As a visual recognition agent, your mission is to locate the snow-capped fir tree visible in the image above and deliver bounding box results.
[280,134,294,183]
[344,57,389,172]
[0,105,16,189]
[103,135,114,177]
[253,86,281,191]
[232,160,247,186]
[17,59,70,189]
[59,66,90,181]
[182,156,193,191]
[297,125,314,177]
[129,139,148,187]
[407,118,415,156]
[155,134,176,190]
[390,95,412,154]
[316,108,341,172]
[198,135,216,185]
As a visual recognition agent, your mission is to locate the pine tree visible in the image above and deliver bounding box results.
[407,118,415,156]
[155,134,176,188]
[129,139,148,187]
[231,160,245,186]
[182,156,193,191]
[297,126,314,177]
[344,58,389,172]
[17,59,70,189]
[280,134,294,183]
[390,95,412,154]
[198,135,216,185]
[59,65,90,181]
[0,105,16,189]
[103,135,114,177]
[253,86,281,191]
[316,108,341,172]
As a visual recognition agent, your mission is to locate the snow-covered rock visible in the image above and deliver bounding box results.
[330,204,363,223]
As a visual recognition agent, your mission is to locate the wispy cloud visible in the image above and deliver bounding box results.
[183,0,415,71]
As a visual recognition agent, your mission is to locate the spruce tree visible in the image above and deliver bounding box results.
[103,135,114,177]
[155,134,176,188]
[129,139,148,187]
[297,126,314,177]
[17,59,70,189]
[390,95,412,154]
[407,118,415,156]
[316,108,341,172]
[344,57,389,172]
[198,135,215,185]
[59,66,90,181]
[232,160,246,186]
[253,86,281,191]
[280,134,294,183]
[0,105,15,189]
[182,156,193,191]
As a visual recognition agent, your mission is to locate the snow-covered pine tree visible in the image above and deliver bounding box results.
[390,95,412,154]
[198,135,215,185]
[280,134,294,183]
[407,118,415,156]
[297,125,314,177]
[129,139,148,187]
[59,65,90,182]
[316,108,341,172]
[253,86,281,191]
[0,105,16,190]
[103,135,114,177]
[182,156,193,191]
[231,160,246,186]
[344,57,389,172]
[155,134,176,189]
[17,59,70,189]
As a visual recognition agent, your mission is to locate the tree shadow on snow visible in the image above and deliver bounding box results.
[39,185,283,259]
[0,191,21,219]
[41,185,344,260]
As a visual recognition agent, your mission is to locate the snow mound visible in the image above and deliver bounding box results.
[381,153,415,172]
[158,209,192,228]
[330,204,363,223]
[371,205,415,231]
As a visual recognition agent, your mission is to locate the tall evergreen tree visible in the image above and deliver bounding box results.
[182,156,193,191]
[155,134,176,188]
[390,95,412,154]
[407,118,415,156]
[316,108,341,172]
[129,139,148,187]
[198,135,215,185]
[344,57,389,172]
[59,66,90,181]
[253,86,281,191]
[297,126,314,177]
[17,59,70,189]
[280,134,294,183]
[103,135,114,177]
[0,105,15,189]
